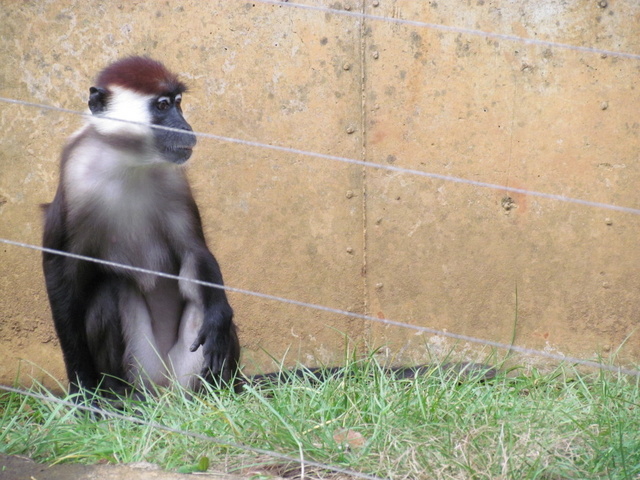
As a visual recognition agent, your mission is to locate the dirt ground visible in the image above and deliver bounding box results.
[0,454,258,480]
[0,454,362,480]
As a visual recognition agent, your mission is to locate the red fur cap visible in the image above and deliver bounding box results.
[95,56,186,95]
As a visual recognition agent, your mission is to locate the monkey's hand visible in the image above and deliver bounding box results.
[189,304,235,378]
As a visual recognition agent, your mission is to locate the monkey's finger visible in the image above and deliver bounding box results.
[189,336,204,352]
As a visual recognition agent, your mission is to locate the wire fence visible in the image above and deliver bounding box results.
[254,0,640,61]
[1,1,640,477]
[2,96,640,216]
[1,237,639,377]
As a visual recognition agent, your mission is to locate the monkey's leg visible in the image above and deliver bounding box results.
[168,302,205,389]
[85,278,129,393]
[119,287,170,388]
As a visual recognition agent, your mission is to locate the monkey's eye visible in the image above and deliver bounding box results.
[156,97,171,111]
[175,95,182,107]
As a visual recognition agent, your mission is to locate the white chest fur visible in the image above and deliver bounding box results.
[63,136,193,286]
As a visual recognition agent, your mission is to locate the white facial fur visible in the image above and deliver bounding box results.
[89,85,154,138]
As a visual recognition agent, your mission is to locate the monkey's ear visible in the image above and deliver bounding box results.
[88,87,108,114]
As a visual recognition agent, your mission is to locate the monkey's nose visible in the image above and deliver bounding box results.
[183,130,197,149]
[177,125,197,149]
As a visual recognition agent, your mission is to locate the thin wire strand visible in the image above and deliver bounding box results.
[0,384,387,480]
[2,96,639,216]
[254,0,640,61]
[3,237,638,377]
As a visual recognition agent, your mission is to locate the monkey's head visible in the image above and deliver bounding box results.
[88,56,197,165]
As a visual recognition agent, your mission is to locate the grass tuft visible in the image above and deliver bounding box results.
[1,358,639,479]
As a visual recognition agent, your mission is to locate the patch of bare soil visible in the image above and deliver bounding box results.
[0,454,248,480]
[0,455,360,480]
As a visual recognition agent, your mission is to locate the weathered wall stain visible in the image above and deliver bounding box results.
[0,1,638,390]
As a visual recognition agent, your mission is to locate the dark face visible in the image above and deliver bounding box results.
[151,92,197,165]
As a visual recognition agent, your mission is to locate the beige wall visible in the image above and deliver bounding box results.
[1,1,638,390]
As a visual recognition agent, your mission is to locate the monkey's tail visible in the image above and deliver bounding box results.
[241,362,497,389]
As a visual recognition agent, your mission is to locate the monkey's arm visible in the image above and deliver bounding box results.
[187,247,238,382]
[181,194,240,382]
[42,193,99,394]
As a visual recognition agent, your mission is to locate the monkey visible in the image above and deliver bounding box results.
[42,56,240,398]
[42,56,496,400]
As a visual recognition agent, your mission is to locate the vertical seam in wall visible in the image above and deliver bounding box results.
[504,70,518,190]
[359,0,370,341]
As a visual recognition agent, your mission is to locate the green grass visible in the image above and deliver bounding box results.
[1,359,639,479]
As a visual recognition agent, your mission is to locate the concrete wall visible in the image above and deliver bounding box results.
[1,0,638,390]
